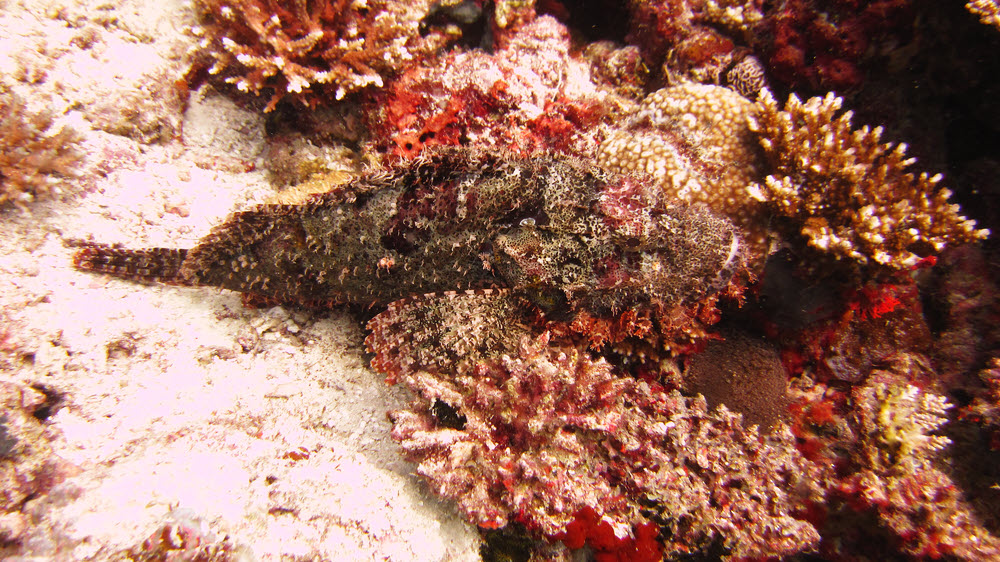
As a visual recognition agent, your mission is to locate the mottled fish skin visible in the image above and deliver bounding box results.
[72,150,746,314]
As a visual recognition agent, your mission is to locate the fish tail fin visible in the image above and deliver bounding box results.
[71,243,192,285]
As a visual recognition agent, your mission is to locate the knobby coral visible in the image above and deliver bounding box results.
[968,0,1000,31]
[748,90,989,270]
[190,0,453,110]
[597,83,770,256]
[0,91,82,208]
[369,289,822,558]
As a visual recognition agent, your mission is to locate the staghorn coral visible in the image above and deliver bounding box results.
[0,91,82,208]
[748,90,989,270]
[596,83,770,256]
[371,290,822,558]
[968,0,1000,31]
[190,0,454,111]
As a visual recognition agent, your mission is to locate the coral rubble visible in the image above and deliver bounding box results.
[0,91,82,208]
[748,90,989,270]
[0,381,74,547]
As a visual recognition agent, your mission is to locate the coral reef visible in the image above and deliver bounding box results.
[0,90,82,208]
[841,367,1000,559]
[189,0,455,110]
[968,0,1000,31]
[37,0,1000,558]
[756,0,916,93]
[369,15,627,160]
[372,295,822,558]
[596,83,770,256]
[748,90,989,270]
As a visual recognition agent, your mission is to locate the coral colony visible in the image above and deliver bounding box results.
[56,0,1000,559]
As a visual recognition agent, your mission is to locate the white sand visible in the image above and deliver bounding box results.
[0,0,480,558]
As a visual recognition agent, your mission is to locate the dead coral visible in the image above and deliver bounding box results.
[0,91,82,208]
[190,0,454,111]
[596,83,770,256]
[748,90,989,270]
[968,0,1000,31]
[630,391,821,559]
[370,15,627,160]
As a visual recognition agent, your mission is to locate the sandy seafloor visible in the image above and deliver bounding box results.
[0,0,482,558]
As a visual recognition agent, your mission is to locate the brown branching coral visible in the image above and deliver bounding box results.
[0,91,82,208]
[371,289,822,558]
[190,0,453,110]
[748,90,989,270]
[968,0,1000,31]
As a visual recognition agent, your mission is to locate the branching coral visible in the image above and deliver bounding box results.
[968,0,1000,31]
[190,0,453,110]
[0,91,82,208]
[369,289,822,559]
[748,90,989,270]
